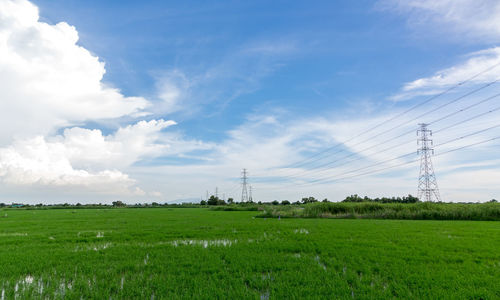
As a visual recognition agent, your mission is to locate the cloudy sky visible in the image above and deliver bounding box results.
[0,0,499,204]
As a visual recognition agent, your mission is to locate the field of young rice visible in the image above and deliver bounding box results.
[0,208,499,299]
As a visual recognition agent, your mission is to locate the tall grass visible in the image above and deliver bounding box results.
[259,202,500,220]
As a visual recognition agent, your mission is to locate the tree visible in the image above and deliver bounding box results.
[200,200,207,205]
[227,198,234,204]
[301,197,318,204]
[342,194,364,202]
[272,200,280,205]
[342,194,420,203]
[207,195,226,206]
[207,195,218,206]
[112,201,126,207]
[322,198,328,203]
[281,200,291,205]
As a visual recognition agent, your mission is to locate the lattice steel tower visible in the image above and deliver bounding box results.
[241,169,249,202]
[417,123,441,202]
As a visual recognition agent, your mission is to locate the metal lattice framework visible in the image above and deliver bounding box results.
[417,123,441,202]
[241,169,249,202]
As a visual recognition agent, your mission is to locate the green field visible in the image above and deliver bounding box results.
[0,208,499,299]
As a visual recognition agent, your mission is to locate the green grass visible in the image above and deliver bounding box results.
[0,208,499,299]
[259,202,500,220]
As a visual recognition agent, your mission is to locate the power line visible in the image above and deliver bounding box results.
[266,79,499,181]
[287,134,500,188]
[264,122,500,189]
[279,63,500,170]
[263,90,500,182]
[208,63,500,199]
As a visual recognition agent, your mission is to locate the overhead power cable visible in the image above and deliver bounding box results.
[326,134,500,185]
[295,124,500,187]
[263,90,500,182]
[256,121,500,191]
[265,78,499,182]
[261,134,500,191]
[280,62,500,170]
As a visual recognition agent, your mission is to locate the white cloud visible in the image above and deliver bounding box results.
[152,39,296,117]
[0,0,497,203]
[0,0,149,144]
[61,119,177,169]
[379,0,500,42]
[380,1,500,99]
[392,47,500,100]
[140,104,500,203]
[156,70,190,114]
[0,119,176,195]
[0,136,138,194]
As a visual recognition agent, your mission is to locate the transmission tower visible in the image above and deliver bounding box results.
[215,187,219,199]
[249,185,253,202]
[241,169,249,202]
[417,123,441,202]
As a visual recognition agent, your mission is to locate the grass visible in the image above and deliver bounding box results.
[0,208,499,299]
[259,202,500,220]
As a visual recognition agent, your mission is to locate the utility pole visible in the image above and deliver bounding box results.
[206,190,209,201]
[241,169,249,202]
[417,123,441,202]
[249,185,253,202]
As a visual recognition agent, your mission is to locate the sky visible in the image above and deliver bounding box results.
[0,0,500,204]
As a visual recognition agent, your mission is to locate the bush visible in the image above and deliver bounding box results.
[258,202,500,221]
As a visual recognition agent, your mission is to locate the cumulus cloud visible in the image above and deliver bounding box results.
[61,119,177,169]
[0,136,139,194]
[0,119,177,194]
[0,0,149,144]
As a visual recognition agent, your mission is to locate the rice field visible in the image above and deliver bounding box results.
[0,208,499,299]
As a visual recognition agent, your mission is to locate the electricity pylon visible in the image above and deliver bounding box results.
[241,169,249,202]
[417,123,441,202]
[249,185,253,202]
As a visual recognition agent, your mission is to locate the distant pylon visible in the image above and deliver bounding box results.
[241,169,249,202]
[249,185,253,202]
[215,187,219,199]
[417,123,441,202]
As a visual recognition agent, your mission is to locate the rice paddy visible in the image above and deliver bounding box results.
[0,208,499,299]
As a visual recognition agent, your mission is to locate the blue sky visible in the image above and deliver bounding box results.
[0,0,499,203]
[33,0,473,132]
